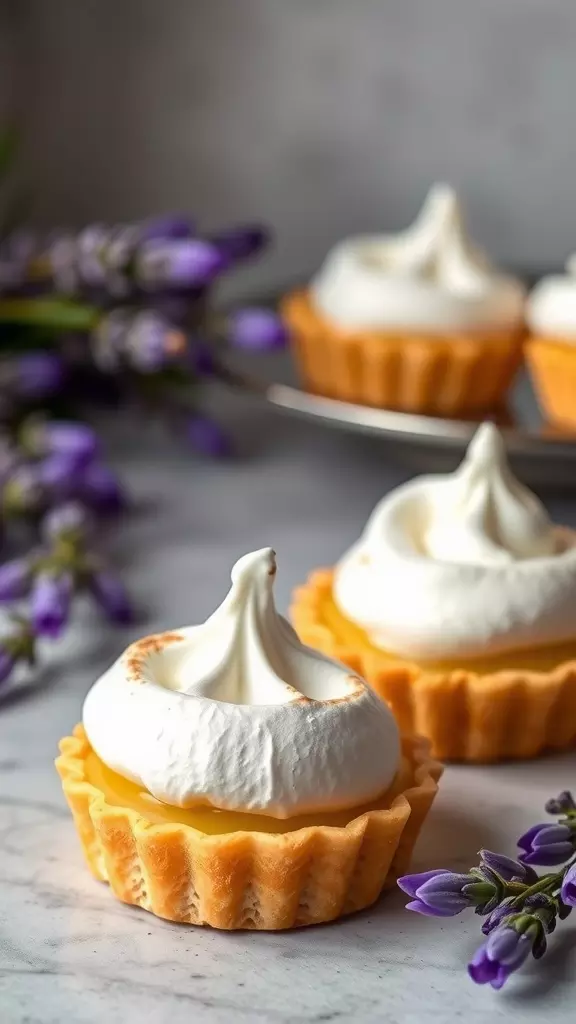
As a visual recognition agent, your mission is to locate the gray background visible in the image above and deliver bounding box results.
[5,0,576,297]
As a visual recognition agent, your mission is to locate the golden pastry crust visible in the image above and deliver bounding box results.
[291,570,576,763]
[56,725,441,930]
[526,337,576,430]
[282,289,524,417]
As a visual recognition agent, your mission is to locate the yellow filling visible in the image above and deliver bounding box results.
[322,591,576,675]
[85,750,409,835]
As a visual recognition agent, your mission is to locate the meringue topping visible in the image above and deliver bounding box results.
[334,426,576,660]
[527,255,576,340]
[83,549,400,817]
[311,184,525,333]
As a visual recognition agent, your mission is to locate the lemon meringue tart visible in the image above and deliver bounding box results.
[526,256,576,430]
[292,425,576,763]
[56,548,440,930]
[282,184,525,417]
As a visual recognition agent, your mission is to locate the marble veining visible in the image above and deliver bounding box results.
[1,406,576,1023]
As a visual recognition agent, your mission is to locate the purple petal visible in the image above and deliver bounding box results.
[14,353,65,398]
[81,463,124,514]
[480,849,528,882]
[532,824,572,849]
[468,946,499,986]
[520,845,574,866]
[518,824,547,853]
[486,928,520,963]
[89,570,133,625]
[137,239,225,289]
[211,224,269,263]
[40,421,98,468]
[42,501,91,542]
[140,215,195,241]
[38,453,84,496]
[228,307,288,351]
[561,863,576,907]
[397,869,447,899]
[0,558,32,602]
[31,571,73,639]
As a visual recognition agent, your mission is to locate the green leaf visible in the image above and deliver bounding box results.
[0,122,18,180]
[0,298,99,331]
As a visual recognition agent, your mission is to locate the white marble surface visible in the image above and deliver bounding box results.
[1,392,576,1023]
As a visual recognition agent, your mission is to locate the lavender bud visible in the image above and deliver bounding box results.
[125,311,185,372]
[136,239,224,289]
[13,353,65,399]
[81,463,124,514]
[0,558,33,602]
[211,224,268,263]
[227,307,288,351]
[31,570,73,639]
[479,850,535,883]
[184,415,230,457]
[140,215,195,241]
[89,569,133,625]
[468,927,533,990]
[561,863,576,908]
[32,421,98,468]
[398,869,478,918]
[545,791,576,816]
[518,823,576,866]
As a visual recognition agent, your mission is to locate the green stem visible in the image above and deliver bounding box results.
[509,857,576,908]
[0,298,99,331]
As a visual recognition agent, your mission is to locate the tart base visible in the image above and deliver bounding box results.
[526,336,576,429]
[291,570,576,763]
[56,726,441,930]
[282,289,524,417]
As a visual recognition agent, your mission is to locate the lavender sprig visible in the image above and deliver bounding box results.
[398,793,576,990]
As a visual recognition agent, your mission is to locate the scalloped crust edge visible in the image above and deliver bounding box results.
[291,569,576,763]
[281,289,523,416]
[55,725,441,930]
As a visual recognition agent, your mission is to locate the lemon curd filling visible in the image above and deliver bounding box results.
[323,590,576,675]
[85,749,410,836]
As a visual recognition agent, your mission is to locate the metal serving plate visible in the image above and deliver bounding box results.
[220,353,576,488]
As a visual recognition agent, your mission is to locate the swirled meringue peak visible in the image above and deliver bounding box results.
[311,184,525,333]
[527,255,576,340]
[83,548,400,818]
[334,424,576,661]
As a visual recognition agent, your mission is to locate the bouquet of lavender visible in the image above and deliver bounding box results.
[0,124,287,694]
[398,791,576,990]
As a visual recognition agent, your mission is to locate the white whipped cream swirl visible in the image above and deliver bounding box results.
[84,549,399,818]
[311,184,525,333]
[334,424,576,661]
[527,256,576,341]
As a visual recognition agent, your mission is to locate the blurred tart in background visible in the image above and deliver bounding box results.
[291,423,576,763]
[56,548,440,930]
[526,256,576,430]
[282,184,526,417]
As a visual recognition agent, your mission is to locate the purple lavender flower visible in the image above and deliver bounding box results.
[560,863,576,907]
[398,869,477,917]
[89,569,133,625]
[140,214,195,240]
[184,415,230,457]
[31,570,73,639]
[76,225,108,287]
[227,307,288,351]
[481,899,517,936]
[12,353,65,399]
[37,453,82,498]
[47,233,78,293]
[545,791,576,816]
[34,421,98,468]
[479,850,534,883]
[0,647,15,687]
[136,239,225,289]
[42,502,91,543]
[518,823,575,866]
[0,558,33,602]
[211,224,268,263]
[125,310,185,372]
[81,463,124,514]
[468,927,533,990]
